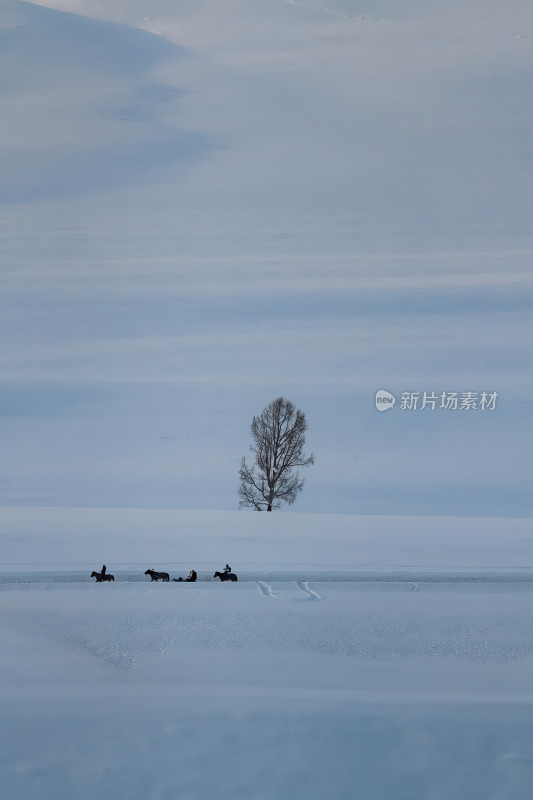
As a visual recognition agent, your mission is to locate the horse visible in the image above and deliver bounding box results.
[145,569,170,582]
[214,570,238,582]
[91,570,114,582]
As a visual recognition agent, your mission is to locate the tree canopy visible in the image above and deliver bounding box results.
[239,397,314,511]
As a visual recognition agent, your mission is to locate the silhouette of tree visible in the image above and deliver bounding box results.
[239,397,314,511]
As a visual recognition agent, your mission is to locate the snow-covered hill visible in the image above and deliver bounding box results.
[0,0,531,516]
[1,506,532,579]
[2,4,532,796]
[0,0,200,202]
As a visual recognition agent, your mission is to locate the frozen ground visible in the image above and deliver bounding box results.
[2,510,533,798]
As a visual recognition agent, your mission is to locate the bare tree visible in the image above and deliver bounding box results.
[239,397,314,511]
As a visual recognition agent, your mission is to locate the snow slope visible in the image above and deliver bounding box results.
[1,506,532,579]
[0,0,203,203]
[1,3,532,795]
[1,0,532,516]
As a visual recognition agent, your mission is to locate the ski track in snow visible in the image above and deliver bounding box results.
[256,581,322,600]
[297,581,322,600]
[257,580,278,598]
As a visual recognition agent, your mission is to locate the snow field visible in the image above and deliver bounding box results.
[2,576,533,798]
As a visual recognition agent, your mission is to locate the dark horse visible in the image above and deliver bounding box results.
[91,570,114,582]
[145,569,170,582]
[214,570,238,582]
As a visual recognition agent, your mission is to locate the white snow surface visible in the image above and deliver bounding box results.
[1,506,532,579]
[1,0,532,791]
[2,510,533,798]
[0,0,532,517]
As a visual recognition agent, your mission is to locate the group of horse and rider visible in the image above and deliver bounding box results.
[90,564,237,583]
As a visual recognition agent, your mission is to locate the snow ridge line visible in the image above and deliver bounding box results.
[297,581,322,600]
